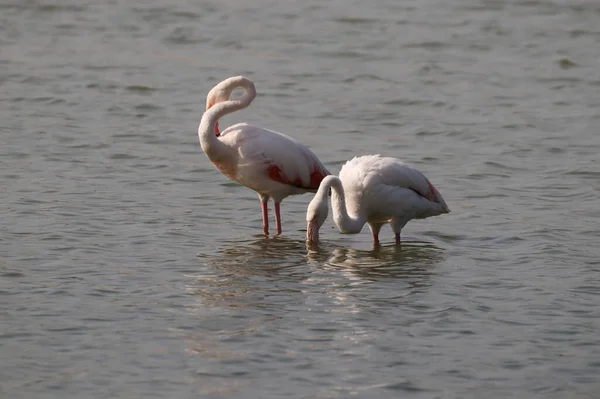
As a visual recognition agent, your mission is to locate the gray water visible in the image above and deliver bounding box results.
[2,0,599,397]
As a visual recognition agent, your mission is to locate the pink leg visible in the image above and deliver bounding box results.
[261,201,269,236]
[372,232,380,245]
[370,224,382,246]
[274,202,282,235]
[395,232,401,244]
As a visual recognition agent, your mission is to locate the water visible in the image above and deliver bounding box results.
[1,0,599,397]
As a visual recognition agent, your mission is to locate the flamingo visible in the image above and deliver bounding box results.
[306,155,449,245]
[198,76,330,236]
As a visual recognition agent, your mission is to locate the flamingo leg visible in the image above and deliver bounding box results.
[274,202,282,236]
[369,224,382,245]
[261,200,269,236]
[372,233,380,245]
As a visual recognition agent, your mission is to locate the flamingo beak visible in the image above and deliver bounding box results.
[206,101,221,137]
[306,220,320,243]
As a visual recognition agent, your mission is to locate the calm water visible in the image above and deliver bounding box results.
[2,0,599,397]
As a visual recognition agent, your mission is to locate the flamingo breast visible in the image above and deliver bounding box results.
[212,160,238,181]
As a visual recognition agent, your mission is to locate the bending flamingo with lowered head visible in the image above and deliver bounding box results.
[199,76,330,236]
[306,155,449,245]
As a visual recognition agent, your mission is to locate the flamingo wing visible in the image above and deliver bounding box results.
[223,123,330,190]
[341,155,449,210]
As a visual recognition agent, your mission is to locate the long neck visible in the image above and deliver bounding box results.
[323,176,365,234]
[198,78,256,161]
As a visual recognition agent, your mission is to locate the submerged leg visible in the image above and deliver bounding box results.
[372,232,380,245]
[274,202,282,235]
[261,200,269,236]
[369,224,382,246]
[390,218,408,246]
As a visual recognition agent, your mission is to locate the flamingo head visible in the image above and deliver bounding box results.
[306,193,329,243]
[205,85,234,137]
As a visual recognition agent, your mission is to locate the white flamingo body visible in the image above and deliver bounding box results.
[306,155,449,244]
[199,76,330,235]
[215,122,328,201]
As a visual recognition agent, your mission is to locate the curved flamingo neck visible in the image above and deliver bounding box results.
[320,176,365,234]
[198,77,256,160]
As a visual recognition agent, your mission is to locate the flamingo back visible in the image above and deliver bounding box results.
[340,155,450,216]
[219,123,330,201]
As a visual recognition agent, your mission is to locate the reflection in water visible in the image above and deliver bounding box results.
[214,236,310,268]
[306,241,445,283]
[180,236,315,390]
[199,237,446,285]
[298,242,447,369]
[304,242,446,313]
[188,236,311,309]
[192,237,446,305]
[202,236,312,282]
[182,237,446,379]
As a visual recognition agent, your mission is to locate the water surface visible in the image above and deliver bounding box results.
[1,0,599,397]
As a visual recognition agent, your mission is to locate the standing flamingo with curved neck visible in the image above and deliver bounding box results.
[199,76,330,236]
[306,155,449,245]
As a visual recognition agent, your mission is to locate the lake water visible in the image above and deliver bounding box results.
[1,0,599,397]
